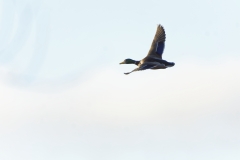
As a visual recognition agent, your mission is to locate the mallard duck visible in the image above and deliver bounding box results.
[120,24,175,75]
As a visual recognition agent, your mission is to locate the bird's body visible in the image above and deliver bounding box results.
[120,24,175,75]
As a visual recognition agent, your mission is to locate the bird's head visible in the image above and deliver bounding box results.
[119,58,136,64]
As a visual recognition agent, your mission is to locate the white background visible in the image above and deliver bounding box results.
[0,0,240,159]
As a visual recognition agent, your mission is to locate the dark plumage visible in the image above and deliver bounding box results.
[119,24,175,75]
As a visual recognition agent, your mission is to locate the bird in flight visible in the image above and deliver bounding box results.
[120,24,175,75]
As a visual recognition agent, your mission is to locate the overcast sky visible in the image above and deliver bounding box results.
[0,0,240,159]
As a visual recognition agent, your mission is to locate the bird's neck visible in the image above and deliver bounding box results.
[134,60,140,65]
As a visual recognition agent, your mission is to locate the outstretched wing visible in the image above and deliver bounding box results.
[147,25,166,59]
[124,64,156,75]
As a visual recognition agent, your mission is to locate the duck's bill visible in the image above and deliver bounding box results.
[119,61,125,64]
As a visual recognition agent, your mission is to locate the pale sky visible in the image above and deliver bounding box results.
[0,0,240,159]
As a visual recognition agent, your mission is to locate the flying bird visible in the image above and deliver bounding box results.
[120,24,175,75]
